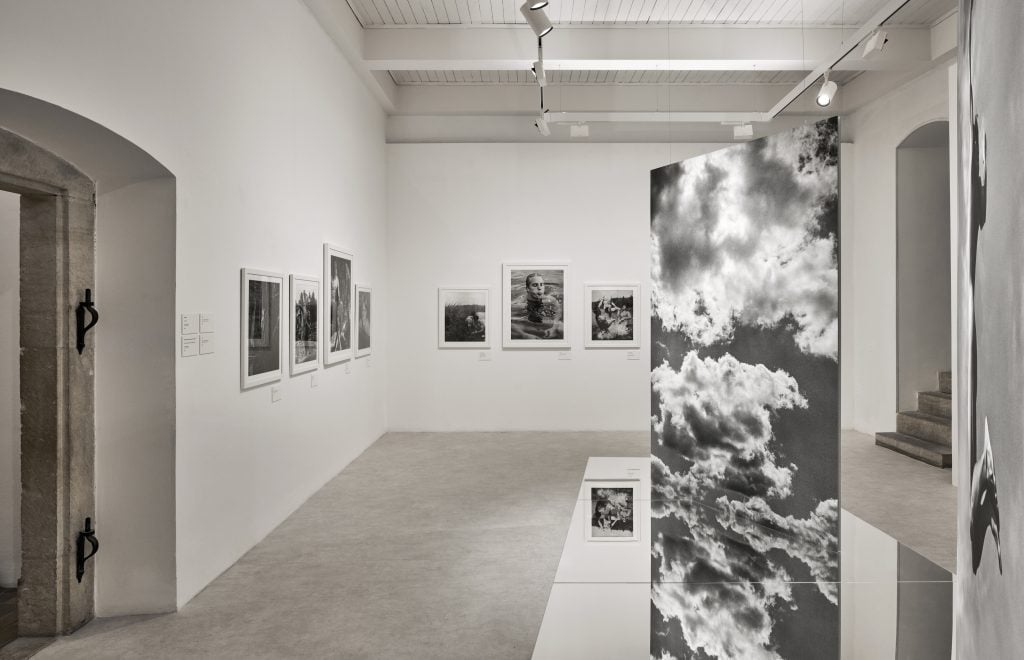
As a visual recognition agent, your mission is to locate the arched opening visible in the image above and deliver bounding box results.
[895,120,952,439]
[0,90,176,647]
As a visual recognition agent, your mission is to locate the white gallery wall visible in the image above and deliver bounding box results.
[0,191,18,588]
[387,143,722,431]
[842,64,953,436]
[0,0,388,609]
[95,179,177,615]
[896,143,951,412]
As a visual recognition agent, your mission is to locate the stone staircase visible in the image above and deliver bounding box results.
[875,371,952,468]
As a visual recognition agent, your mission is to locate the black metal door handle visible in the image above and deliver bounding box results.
[76,288,99,355]
[76,517,99,583]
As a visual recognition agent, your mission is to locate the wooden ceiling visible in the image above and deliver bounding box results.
[347,0,953,28]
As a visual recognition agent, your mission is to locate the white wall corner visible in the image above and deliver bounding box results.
[301,0,397,112]
[930,11,958,61]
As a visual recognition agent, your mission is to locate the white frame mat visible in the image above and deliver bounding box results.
[502,261,570,349]
[322,243,354,365]
[240,267,285,389]
[583,282,641,349]
[438,287,490,349]
[289,274,320,376]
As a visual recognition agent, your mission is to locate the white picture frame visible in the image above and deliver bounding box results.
[289,274,320,376]
[438,287,490,349]
[355,284,372,358]
[241,268,284,389]
[502,261,570,349]
[584,479,641,542]
[323,243,353,365]
[583,283,641,349]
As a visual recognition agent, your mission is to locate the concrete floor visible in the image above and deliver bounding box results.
[4,429,955,659]
[30,432,649,660]
[841,429,957,573]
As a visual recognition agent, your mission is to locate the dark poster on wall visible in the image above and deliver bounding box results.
[650,118,840,659]
[957,1,1021,656]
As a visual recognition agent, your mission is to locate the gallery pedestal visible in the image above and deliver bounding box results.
[531,458,953,660]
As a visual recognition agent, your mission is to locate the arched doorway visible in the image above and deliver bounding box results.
[0,125,97,636]
[0,91,177,647]
[895,121,952,434]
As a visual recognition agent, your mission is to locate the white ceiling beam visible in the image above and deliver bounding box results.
[930,11,957,60]
[768,0,910,117]
[837,43,955,115]
[385,113,815,144]
[770,0,955,117]
[393,82,825,115]
[363,25,931,73]
[549,111,772,123]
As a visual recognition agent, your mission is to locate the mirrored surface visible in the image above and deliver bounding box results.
[535,458,952,659]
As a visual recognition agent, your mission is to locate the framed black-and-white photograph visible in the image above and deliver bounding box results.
[585,480,640,542]
[584,283,640,349]
[502,262,569,349]
[241,268,284,389]
[438,288,489,348]
[323,243,353,365]
[356,285,371,358]
[289,274,319,376]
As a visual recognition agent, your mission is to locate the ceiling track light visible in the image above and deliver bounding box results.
[534,110,551,137]
[733,124,754,140]
[862,30,888,59]
[520,0,553,38]
[531,59,546,87]
[816,71,838,108]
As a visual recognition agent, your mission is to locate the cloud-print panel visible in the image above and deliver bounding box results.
[651,120,839,359]
[651,118,840,659]
[652,353,805,501]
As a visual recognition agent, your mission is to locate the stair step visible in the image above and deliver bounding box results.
[939,371,952,394]
[918,390,952,419]
[897,410,951,446]
[875,432,952,468]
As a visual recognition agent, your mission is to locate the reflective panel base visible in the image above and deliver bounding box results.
[532,458,952,660]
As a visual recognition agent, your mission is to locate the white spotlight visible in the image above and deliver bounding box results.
[531,60,546,87]
[527,0,549,7]
[520,1,553,37]
[733,124,753,140]
[862,30,888,59]
[816,72,838,108]
[570,123,589,138]
[534,113,551,136]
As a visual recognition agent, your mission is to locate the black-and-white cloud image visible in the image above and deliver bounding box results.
[651,119,840,659]
[651,121,839,359]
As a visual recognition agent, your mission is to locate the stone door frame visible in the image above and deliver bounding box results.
[0,127,96,635]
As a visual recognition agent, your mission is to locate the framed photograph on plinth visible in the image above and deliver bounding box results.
[356,285,372,358]
[289,274,319,375]
[241,268,284,389]
[438,288,489,348]
[323,243,353,365]
[502,262,569,349]
[584,480,640,542]
[583,283,640,349]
